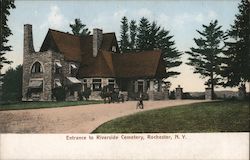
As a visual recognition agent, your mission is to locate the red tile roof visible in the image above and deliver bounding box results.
[112,50,163,78]
[79,50,166,78]
[40,29,117,62]
[40,29,166,78]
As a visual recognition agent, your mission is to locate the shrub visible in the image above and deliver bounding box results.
[169,90,175,99]
[182,92,193,99]
[82,87,91,100]
[52,87,66,101]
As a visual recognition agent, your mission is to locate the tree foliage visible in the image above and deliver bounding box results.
[69,18,90,36]
[129,20,137,51]
[136,17,151,50]
[119,16,130,53]
[222,0,250,87]
[2,65,22,101]
[186,20,226,99]
[0,0,16,72]
[119,17,182,79]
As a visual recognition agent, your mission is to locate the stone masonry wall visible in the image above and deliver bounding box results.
[22,51,53,101]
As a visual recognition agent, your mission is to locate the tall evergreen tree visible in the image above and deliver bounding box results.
[139,20,182,78]
[148,21,161,50]
[69,18,90,36]
[119,16,182,78]
[119,16,130,53]
[222,0,250,88]
[186,20,226,99]
[0,0,16,73]
[129,20,137,51]
[136,17,151,50]
[149,21,182,77]
[156,28,182,78]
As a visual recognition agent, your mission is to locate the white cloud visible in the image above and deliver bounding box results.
[171,10,218,29]
[207,10,217,19]
[40,5,68,30]
[156,13,170,28]
[194,13,204,22]
[114,9,127,19]
[136,8,153,20]
[48,6,64,28]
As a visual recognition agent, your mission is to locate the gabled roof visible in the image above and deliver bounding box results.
[113,50,164,78]
[40,29,166,79]
[79,50,115,77]
[40,29,117,62]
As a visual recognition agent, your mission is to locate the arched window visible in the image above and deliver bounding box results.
[31,62,43,73]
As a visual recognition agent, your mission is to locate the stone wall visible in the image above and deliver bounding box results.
[80,77,117,100]
[148,91,169,100]
[175,85,183,99]
[22,51,53,101]
[23,24,54,101]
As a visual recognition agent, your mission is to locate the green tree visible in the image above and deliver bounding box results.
[119,16,130,53]
[148,21,160,50]
[222,0,250,88]
[2,65,22,101]
[137,19,182,78]
[136,17,151,50]
[129,20,137,50]
[186,20,226,99]
[119,17,182,79]
[69,18,90,36]
[156,28,182,78]
[148,21,182,78]
[0,0,16,73]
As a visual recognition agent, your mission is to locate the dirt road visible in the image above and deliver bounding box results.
[0,100,209,133]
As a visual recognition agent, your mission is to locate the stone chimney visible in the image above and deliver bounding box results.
[24,24,35,54]
[93,28,103,57]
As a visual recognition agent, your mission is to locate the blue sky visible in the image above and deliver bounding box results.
[4,0,246,92]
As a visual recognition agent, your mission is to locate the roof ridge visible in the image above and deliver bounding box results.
[49,29,82,38]
[113,50,161,56]
[49,28,115,38]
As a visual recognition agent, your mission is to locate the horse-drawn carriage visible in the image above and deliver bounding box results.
[100,85,124,103]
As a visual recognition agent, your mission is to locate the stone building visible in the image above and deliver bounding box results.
[22,24,168,101]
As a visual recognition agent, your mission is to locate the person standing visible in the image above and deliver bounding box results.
[137,92,144,109]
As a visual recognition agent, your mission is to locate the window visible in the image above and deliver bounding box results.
[112,46,116,52]
[108,79,115,90]
[55,61,62,74]
[54,79,62,88]
[82,79,87,91]
[31,62,43,73]
[69,63,77,76]
[138,80,144,93]
[92,79,102,91]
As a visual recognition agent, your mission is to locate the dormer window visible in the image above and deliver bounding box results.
[55,60,62,74]
[112,46,116,52]
[54,79,62,88]
[69,63,77,76]
[71,64,77,70]
[31,62,43,73]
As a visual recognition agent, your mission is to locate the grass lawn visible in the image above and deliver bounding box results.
[93,101,250,133]
[0,100,102,111]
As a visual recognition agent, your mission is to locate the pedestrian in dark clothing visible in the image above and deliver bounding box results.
[136,92,144,109]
